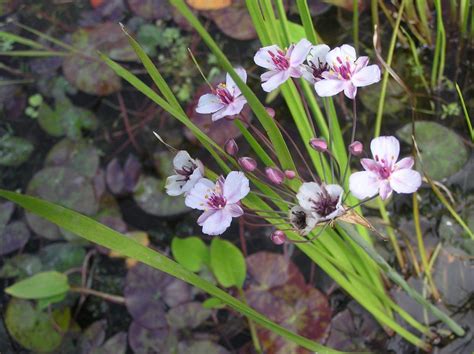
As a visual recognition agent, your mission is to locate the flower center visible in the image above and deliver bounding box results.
[269,49,290,71]
[310,60,329,81]
[311,189,339,218]
[175,161,197,181]
[216,83,234,104]
[207,193,227,209]
[332,56,353,80]
[374,155,394,179]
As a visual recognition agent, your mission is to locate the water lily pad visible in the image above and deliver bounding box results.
[177,340,230,354]
[397,121,469,180]
[171,236,209,272]
[325,301,387,351]
[124,263,191,329]
[206,0,257,40]
[26,166,98,239]
[360,79,406,115]
[128,0,172,19]
[0,135,34,167]
[62,22,137,95]
[0,220,30,256]
[91,332,127,354]
[5,299,70,352]
[133,175,189,217]
[79,320,107,353]
[106,158,125,195]
[0,201,14,234]
[128,321,179,354]
[0,254,42,279]
[37,98,98,139]
[166,301,212,329]
[39,243,86,272]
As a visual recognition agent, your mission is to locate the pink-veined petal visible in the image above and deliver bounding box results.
[353,56,369,72]
[197,209,217,225]
[343,83,357,99]
[314,79,346,97]
[349,171,380,199]
[341,44,357,62]
[254,45,281,69]
[261,70,290,92]
[288,66,303,78]
[395,156,414,170]
[370,136,400,167]
[326,47,343,68]
[226,67,247,96]
[195,94,224,114]
[185,178,215,210]
[360,158,380,173]
[289,38,312,66]
[201,210,233,236]
[351,64,381,87]
[226,203,244,217]
[211,96,246,121]
[379,180,392,200]
[223,171,250,204]
[390,169,422,194]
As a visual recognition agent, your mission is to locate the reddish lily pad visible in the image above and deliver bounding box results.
[0,220,30,256]
[124,263,192,329]
[62,22,137,95]
[127,0,172,20]
[128,321,179,354]
[166,301,212,329]
[106,154,141,195]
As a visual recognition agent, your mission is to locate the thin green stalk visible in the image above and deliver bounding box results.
[455,83,473,141]
[274,0,291,45]
[238,288,262,353]
[0,50,68,57]
[431,0,446,88]
[402,28,430,93]
[374,0,406,137]
[353,0,359,52]
[296,0,318,43]
[0,31,47,49]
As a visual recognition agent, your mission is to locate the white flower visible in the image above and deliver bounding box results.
[165,151,204,196]
[302,44,330,84]
[289,206,318,235]
[185,171,250,236]
[296,182,345,221]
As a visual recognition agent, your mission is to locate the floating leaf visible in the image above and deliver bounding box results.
[5,271,69,299]
[5,299,70,352]
[133,175,189,217]
[0,201,14,234]
[128,321,179,354]
[166,301,212,329]
[206,0,256,40]
[397,121,469,180]
[127,0,172,20]
[360,79,406,115]
[124,263,191,329]
[177,340,230,354]
[39,243,86,272]
[0,135,34,167]
[171,236,209,272]
[123,154,142,193]
[0,254,42,279]
[63,22,137,95]
[37,292,67,310]
[92,331,127,354]
[79,320,107,353]
[210,238,246,288]
[0,220,30,256]
[106,158,125,195]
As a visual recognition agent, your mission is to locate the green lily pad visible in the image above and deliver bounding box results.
[62,22,137,95]
[25,166,98,239]
[210,238,246,288]
[39,243,86,272]
[0,135,34,167]
[5,299,70,352]
[0,254,42,279]
[127,0,172,20]
[133,175,189,217]
[45,139,100,178]
[0,220,30,256]
[397,121,468,180]
[171,236,209,272]
[360,79,406,115]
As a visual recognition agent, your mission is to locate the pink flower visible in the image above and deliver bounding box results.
[195,68,248,121]
[349,136,422,200]
[166,151,204,196]
[185,171,250,235]
[254,38,312,92]
[314,44,381,99]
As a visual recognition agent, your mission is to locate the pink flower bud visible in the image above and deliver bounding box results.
[309,138,327,152]
[284,170,296,179]
[224,139,239,156]
[349,141,363,156]
[265,107,275,118]
[238,157,257,172]
[271,230,287,245]
[265,167,285,185]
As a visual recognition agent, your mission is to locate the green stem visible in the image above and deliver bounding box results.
[239,288,262,353]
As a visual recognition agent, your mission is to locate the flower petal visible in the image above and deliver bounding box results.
[226,203,244,217]
[353,56,369,71]
[185,178,215,210]
[343,83,357,99]
[254,45,281,69]
[325,46,343,68]
[351,64,381,87]
[261,70,290,92]
[370,136,400,167]
[165,175,185,196]
[395,156,414,170]
[379,180,392,200]
[349,171,380,199]
[223,171,250,204]
[226,67,247,96]
[201,210,233,236]
[211,96,247,121]
[308,44,330,66]
[289,38,312,66]
[195,94,224,114]
[360,158,380,172]
[296,182,322,210]
[314,79,346,97]
[390,169,422,194]
[341,44,357,62]
[173,150,192,169]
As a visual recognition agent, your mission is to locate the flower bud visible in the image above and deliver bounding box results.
[265,107,275,118]
[349,141,363,156]
[284,170,296,179]
[224,139,239,156]
[271,230,287,245]
[238,157,257,172]
[265,167,285,185]
[309,138,327,152]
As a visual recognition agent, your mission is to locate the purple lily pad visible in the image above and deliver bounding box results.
[123,154,142,193]
[106,155,141,195]
[0,201,14,233]
[166,301,212,330]
[62,22,137,96]
[93,168,107,199]
[185,82,250,146]
[0,221,30,256]
[127,0,172,20]
[106,158,125,195]
[124,263,192,329]
[79,320,107,353]
[177,340,230,354]
[128,321,178,354]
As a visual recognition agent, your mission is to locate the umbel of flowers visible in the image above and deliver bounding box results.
[165,40,421,237]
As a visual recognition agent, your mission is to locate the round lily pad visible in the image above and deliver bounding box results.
[133,175,189,217]
[177,340,230,354]
[124,263,192,329]
[79,320,107,353]
[128,321,179,354]
[39,243,86,272]
[206,0,257,40]
[62,22,137,95]
[5,299,70,352]
[25,166,98,239]
[360,79,406,115]
[127,0,172,20]
[397,121,469,180]
[166,301,212,329]
[0,220,30,256]
[0,201,14,234]
[0,135,34,167]
[0,254,42,279]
